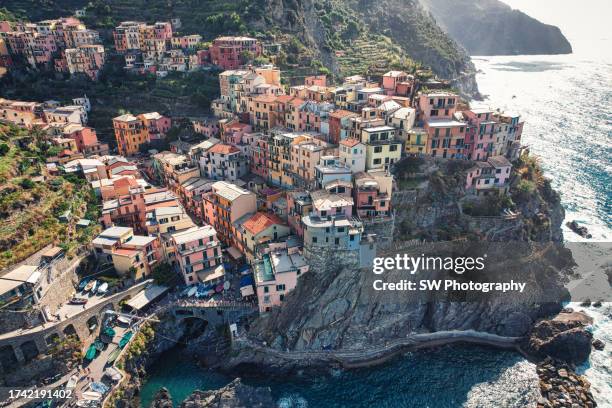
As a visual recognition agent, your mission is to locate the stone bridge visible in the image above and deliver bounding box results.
[0,280,151,374]
[171,300,257,327]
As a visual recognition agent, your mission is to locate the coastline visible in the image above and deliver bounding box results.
[225,330,522,371]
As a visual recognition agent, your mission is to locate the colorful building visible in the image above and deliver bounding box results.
[171,226,223,284]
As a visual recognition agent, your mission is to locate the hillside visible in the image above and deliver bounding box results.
[0,125,100,269]
[420,0,572,56]
[0,0,477,92]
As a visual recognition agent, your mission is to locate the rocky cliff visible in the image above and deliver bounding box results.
[420,0,572,56]
[234,157,570,359]
[150,380,275,408]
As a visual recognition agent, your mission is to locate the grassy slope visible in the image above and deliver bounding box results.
[0,125,101,269]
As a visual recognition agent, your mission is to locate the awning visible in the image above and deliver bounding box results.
[240,285,254,297]
[240,275,254,287]
[126,284,168,310]
[227,246,243,260]
[197,265,225,284]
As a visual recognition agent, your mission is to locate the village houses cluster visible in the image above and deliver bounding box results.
[0,20,525,314]
[113,20,262,76]
[0,17,105,79]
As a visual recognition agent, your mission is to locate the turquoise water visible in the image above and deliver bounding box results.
[139,345,539,407]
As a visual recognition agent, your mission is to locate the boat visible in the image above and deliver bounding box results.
[89,280,98,294]
[106,347,121,365]
[81,391,102,401]
[215,283,224,293]
[223,281,230,291]
[117,315,132,326]
[88,322,97,331]
[187,286,197,297]
[100,327,116,343]
[105,366,122,382]
[97,282,109,295]
[118,331,133,348]
[90,382,109,394]
[83,280,95,293]
[78,278,91,290]
[70,297,88,305]
[66,374,78,389]
[84,344,97,361]
[93,339,104,352]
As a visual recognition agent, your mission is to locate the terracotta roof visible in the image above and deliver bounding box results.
[242,212,285,235]
[209,144,239,154]
[340,138,362,147]
[254,95,277,103]
[330,109,356,119]
[275,95,295,104]
[288,97,305,106]
[113,248,139,257]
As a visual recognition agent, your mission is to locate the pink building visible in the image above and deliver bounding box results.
[221,120,251,145]
[171,225,223,284]
[208,36,262,70]
[304,75,326,87]
[465,156,512,196]
[425,119,467,159]
[462,108,498,161]
[249,136,269,178]
[253,240,309,313]
[353,171,393,219]
[61,124,98,151]
[382,71,408,95]
[140,112,172,141]
[310,190,353,218]
[417,92,458,123]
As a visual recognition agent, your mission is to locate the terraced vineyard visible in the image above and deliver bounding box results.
[0,125,101,269]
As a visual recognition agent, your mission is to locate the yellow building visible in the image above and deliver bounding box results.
[268,132,309,188]
[360,126,402,171]
[405,127,429,155]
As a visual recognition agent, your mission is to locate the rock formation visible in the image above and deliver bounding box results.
[178,378,274,408]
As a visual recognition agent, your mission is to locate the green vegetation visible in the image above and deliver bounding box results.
[0,124,101,269]
[151,263,179,287]
[120,322,156,364]
[0,64,220,147]
[48,335,83,368]
[1,0,471,84]
[462,194,515,217]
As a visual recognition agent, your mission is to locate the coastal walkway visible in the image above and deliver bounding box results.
[236,330,522,368]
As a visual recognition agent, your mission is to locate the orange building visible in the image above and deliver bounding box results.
[113,112,171,156]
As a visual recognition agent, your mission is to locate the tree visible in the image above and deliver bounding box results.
[19,178,34,189]
[151,263,178,287]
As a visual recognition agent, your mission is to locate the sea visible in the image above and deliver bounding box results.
[139,54,612,407]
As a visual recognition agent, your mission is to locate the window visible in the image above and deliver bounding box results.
[264,286,269,293]
[374,146,382,153]
[373,158,381,165]
[276,284,286,291]
[335,238,340,245]
[390,145,397,152]
[312,236,318,243]
[338,227,345,232]
[350,235,355,241]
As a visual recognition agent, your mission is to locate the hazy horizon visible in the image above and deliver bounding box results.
[499,0,611,61]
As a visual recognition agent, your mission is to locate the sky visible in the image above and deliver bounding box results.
[500,0,611,60]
